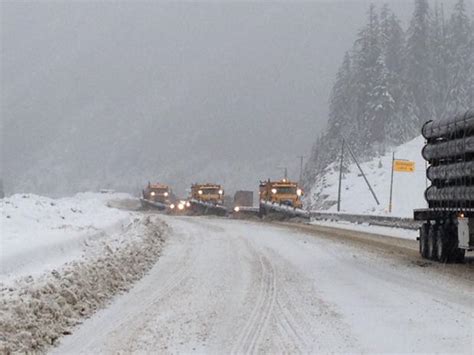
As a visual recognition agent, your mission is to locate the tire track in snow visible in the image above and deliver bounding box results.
[273,298,308,353]
[231,254,276,354]
[108,226,203,352]
[56,220,202,354]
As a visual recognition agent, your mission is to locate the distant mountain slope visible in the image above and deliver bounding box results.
[307,136,427,217]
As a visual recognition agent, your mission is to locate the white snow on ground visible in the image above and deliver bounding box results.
[0,191,167,353]
[310,220,418,240]
[53,217,473,354]
[0,214,167,353]
[308,135,428,217]
[0,192,134,281]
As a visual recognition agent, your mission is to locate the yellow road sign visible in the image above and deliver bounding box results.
[393,160,415,172]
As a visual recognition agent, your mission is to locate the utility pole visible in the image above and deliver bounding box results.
[343,137,380,206]
[337,139,345,212]
[389,152,395,213]
[297,155,305,184]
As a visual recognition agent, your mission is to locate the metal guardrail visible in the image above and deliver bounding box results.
[142,196,418,229]
[310,211,422,230]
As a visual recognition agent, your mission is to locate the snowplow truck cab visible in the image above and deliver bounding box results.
[191,183,224,205]
[259,179,303,208]
[143,183,172,204]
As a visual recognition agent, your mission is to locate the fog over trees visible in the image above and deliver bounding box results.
[1,1,470,197]
[304,0,473,190]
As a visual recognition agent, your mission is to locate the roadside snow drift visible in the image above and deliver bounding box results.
[0,214,167,353]
[1,192,134,280]
[308,136,428,217]
[0,192,168,353]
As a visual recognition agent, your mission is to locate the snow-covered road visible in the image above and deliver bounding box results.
[54,216,473,354]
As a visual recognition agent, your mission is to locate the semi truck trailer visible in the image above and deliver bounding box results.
[414,110,474,262]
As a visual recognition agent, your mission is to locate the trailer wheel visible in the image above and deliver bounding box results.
[427,224,438,260]
[419,223,429,258]
[435,226,448,262]
[453,249,466,263]
[445,222,466,263]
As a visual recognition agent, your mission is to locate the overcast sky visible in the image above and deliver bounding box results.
[1,0,441,196]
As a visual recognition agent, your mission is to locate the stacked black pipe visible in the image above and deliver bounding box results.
[422,110,474,209]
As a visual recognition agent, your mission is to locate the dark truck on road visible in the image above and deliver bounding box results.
[233,190,253,208]
[414,110,474,262]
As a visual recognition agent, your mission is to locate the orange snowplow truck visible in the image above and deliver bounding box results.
[259,179,303,208]
[191,183,224,205]
[142,183,172,204]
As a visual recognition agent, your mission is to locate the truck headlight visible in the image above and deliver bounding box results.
[218,190,223,195]
[297,189,302,196]
[170,204,175,209]
[198,190,203,195]
[271,188,277,194]
[150,191,156,196]
[178,203,184,210]
[164,192,169,197]
[234,206,240,212]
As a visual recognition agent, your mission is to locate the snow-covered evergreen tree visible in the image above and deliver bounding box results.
[405,0,434,125]
[380,7,415,143]
[303,0,473,195]
[327,52,354,142]
[445,0,473,115]
[352,4,383,152]
[430,2,449,119]
[303,53,354,189]
[366,52,394,151]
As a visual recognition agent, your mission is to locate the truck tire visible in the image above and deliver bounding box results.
[453,249,466,263]
[427,224,438,260]
[435,226,448,262]
[449,246,466,263]
[419,223,429,258]
[444,222,466,263]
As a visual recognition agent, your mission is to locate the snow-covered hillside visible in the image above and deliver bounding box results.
[307,136,428,217]
[0,192,134,280]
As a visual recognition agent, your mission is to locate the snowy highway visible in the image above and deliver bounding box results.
[53,215,473,354]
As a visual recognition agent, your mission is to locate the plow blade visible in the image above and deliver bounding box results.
[188,199,228,216]
[259,201,310,220]
[231,206,260,219]
[140,198,168,211]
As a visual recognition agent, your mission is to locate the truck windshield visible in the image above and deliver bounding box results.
[151,188,168,194]
[276,187,297,194]
[201,188,219,195]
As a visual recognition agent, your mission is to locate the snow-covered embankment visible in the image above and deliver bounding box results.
[0,193,167,353]
[307,136,428,217]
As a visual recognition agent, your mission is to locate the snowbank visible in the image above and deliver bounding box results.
[0,192,135,280]
[311,220,418,241]
[0,215,167,353]
[308,136,428,217]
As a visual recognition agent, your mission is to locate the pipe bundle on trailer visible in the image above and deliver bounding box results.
[422,110,474,209]
[422,136,474,160]
[427,161,474,182]
[425,186,474,202]
[422,110,474,139]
